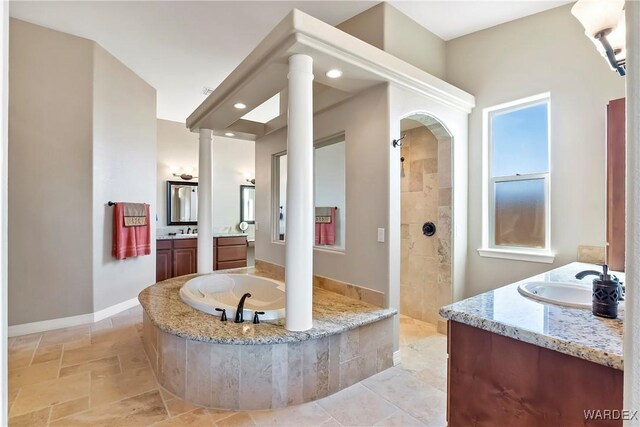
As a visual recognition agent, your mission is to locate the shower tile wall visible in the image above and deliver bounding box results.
[400,126,452,326]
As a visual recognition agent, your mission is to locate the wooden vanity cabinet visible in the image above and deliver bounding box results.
[155,238,197,281]
[156,236,247,281]
[173,239,197,277]
[156,240,173,282]
[214,236,248,270]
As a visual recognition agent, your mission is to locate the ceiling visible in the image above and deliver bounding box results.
[9,1,569,123]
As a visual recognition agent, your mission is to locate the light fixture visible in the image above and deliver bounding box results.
[246,178,255,185]
[326,69,343,79]
[234,102,247,109]
[571,0,626,76]
[171,166,198,181]
[225,132,235,137]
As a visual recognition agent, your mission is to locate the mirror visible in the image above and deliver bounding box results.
[240,185,256,224]
[167,181,198,225]
[274,134,346,249]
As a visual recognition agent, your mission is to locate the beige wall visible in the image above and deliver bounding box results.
[8,19,94,324]
[156,119,255,234]
[338,3,446,79]
[445,4,625,297]
[8,19,157,324]
[255,84,390,293]
[92,44,157,312]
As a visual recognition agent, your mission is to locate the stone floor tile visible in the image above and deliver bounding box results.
[50,390,168,427]
[317,383,397,426]
[374,409,426,426]
[9,359,60,391]
[250,402,332,426]
[50,396,90,421]
[31,343,63,365]
[152,408,214,426]
[8,406,51,426]
[10,372,90,417]
[215,413,256,427]
[90,366,158,406]
[59,355,120,378]
[164,397,200,417]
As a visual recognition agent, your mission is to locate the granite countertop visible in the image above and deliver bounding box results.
[139,267,396,345]
[157,233,248,240]
[440,262,624,370]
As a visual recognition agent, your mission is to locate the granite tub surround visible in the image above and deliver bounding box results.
[440,262,624,370]
[139,271,395,345]
[139,268,396,410]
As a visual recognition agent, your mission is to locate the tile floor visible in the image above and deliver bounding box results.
[8,308,447,426]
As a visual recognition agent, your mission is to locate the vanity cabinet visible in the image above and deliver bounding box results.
[156,240,173,282]
[213,236,248,270]
[155,238,197,281]
[447,321,623,427]
[156,236,247,281]
[173,239,198,277]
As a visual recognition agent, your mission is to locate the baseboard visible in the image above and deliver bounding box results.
[393,350,401,366]
[93,297,139,322]
[8,297,140,337]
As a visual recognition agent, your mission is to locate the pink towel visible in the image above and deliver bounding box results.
[315,207,336,246]
[112,203,151,260]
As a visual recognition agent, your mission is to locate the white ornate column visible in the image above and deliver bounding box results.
[625,1,640,422]
[197,129,214,274]
[285,54,314,331]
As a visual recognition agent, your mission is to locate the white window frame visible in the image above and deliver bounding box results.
[478,93,555,264]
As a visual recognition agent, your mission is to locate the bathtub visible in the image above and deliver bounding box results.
[180,274,286,321]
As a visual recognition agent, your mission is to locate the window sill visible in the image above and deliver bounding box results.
[477,247,555,264]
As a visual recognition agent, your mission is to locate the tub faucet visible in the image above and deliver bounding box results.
[234,293,252,323]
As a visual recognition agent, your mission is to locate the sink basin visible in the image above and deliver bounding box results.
[518,281,592,308]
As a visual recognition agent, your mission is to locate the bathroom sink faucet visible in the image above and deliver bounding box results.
[234,293,252,323]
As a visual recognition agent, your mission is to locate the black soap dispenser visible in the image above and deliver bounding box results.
[575,264,622,319]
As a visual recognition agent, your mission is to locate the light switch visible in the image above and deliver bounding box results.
[377,228,385,243]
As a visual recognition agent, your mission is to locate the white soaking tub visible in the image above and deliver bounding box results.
[179,274,286,321]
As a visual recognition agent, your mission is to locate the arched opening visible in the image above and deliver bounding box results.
[398,113,453,371]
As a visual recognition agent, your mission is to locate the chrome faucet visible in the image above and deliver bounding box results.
[234,293,252,323]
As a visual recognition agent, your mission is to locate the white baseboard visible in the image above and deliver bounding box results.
[393,350,401,366]
[94,297,139,322]
[8,297,140,337]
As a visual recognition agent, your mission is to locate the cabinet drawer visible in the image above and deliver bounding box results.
[217,260,247,270]
[174,238,197,249]
[216,236,247,247]
[217,246,247,262]
[157,240,172,250]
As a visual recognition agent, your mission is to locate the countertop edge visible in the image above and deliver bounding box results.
[439,307,623,371]
[139,293,397,346]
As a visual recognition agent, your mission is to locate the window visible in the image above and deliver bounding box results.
[479,93,554,263]
[273,134,346,250]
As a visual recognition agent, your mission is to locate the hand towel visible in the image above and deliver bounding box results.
[123,202,147,226]
[113,203,151,260]
[315,207,336,246]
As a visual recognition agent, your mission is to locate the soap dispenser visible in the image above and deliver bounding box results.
[575,264,622,319]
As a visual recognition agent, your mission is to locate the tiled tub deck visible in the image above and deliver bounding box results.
[140,270,396,411]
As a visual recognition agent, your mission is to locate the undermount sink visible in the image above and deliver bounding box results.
[517,281,592,308]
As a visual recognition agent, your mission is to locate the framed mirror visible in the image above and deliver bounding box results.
[167,181,198,225]
[240,185,256,224]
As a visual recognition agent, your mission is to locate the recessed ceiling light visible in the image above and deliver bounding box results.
[234,102,247,109]
[326,69,343,79]
[225,132,235,137]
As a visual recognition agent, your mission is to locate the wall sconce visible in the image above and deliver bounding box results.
[170,166,198,181]
[246,178,256,185]
[572,0,626,76]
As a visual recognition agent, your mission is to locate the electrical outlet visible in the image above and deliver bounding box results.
[377,228,385,243]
